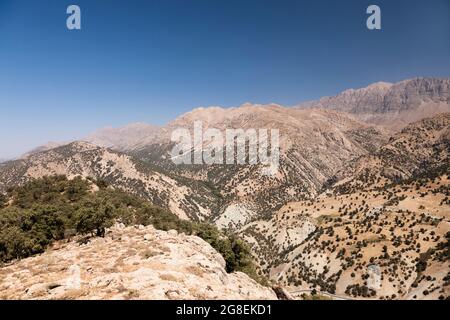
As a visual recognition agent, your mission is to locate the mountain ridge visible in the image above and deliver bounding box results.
[18,77,450,158]
[296,77,450,130]
[1,77,449,300]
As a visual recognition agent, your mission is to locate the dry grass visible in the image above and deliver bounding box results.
[185,265,205,277]
[141,249,160,259]
[159,273,180,282]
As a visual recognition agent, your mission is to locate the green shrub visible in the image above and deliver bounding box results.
[192,224,262,283]
[0,225,33,261]
[74,196,114,237]
[0,205,65,260]
[0,176,263,284]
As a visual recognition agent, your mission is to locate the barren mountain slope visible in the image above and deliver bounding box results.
[85,123,161,151]
[1,105,388,227]
[296,78,450,131]
[131,105,389,226]
[0,224,276,300]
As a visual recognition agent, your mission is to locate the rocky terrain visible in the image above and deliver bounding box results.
[137,106,388,225]
[241,174,449,299]
[0,224,276,300]
[296,78,450,131]
[328,113,450,194]
[239,113,450,300]
[84,123,161,151]
[1,77,449,300]
[0,107,389,226]
[0,141,218,221]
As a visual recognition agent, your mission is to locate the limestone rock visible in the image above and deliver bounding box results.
[0,225,277,300]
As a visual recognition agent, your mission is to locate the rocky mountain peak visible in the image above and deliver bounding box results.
[296,77,450,130]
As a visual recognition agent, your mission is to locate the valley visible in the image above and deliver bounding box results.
[1,77,449,300]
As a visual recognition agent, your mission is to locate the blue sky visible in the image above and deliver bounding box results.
[0,0,449,159]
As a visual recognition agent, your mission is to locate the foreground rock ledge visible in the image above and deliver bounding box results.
[0,224,277,300]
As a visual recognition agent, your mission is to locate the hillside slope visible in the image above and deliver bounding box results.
[0,141,218,221]
[328,113,450,194]
[0,224,276,300]
[239,113,450,300]
[1,107,388,227]
[132,106,388,226]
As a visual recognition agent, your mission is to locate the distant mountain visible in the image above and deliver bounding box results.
[8,78,450,228]
[0,224,276,300]
[131,105,389,226]
[20,141,67,159]
[0,106,388,227]
[84,123,161,151]
[21,78,449,157]
[296,78,450,131]
[15,124,161,161]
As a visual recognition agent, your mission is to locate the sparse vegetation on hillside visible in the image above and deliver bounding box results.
[0,176,263,283]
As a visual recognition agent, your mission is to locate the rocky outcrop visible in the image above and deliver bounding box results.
[0,224,277,300]
[297,78,450,130]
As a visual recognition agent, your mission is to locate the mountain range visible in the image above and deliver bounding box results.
[1,77,449,300]
[296,78,450,131]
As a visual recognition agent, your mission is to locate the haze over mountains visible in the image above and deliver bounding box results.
[1,77,449,300]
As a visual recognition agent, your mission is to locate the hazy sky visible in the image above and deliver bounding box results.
[0,0,449,159]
